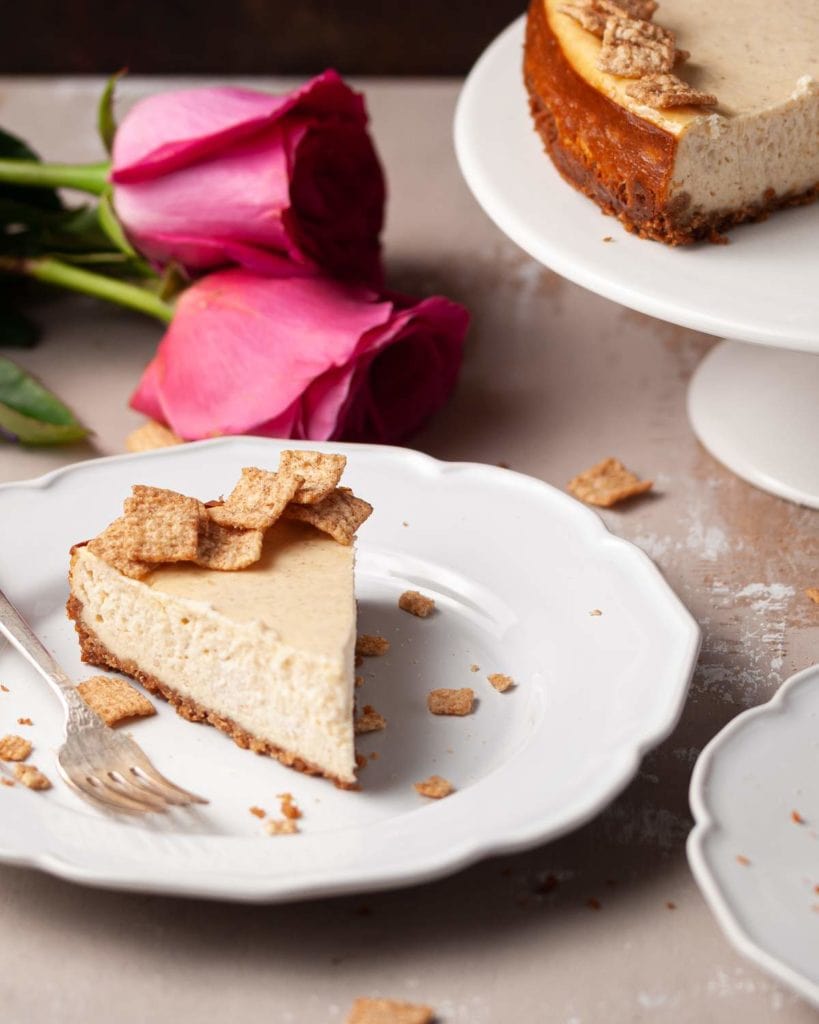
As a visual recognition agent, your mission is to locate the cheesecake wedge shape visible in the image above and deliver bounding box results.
[524,0,819,242]
[68,519,358,786]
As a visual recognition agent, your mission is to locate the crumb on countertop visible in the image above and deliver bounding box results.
[487,673,514,693]
[346,996,436,1024]
[567,457,652,508]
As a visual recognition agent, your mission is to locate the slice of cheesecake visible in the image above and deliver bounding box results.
[66,452,371,787]
[524,0,819,243]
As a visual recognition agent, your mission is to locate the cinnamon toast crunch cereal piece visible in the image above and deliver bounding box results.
[284,487,373,545]
[195,512,264,570]
[279,450,347,505]
[125,420,184,453]
[208,467,303,530]
[87,517,152,579]
[346,997,436,1024]
[567,457,653,507]
[76,675,156,727]
[124,485,205,563]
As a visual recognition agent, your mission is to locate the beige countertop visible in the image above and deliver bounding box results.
[0,78,817,1024]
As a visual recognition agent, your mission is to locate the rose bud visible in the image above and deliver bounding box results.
[111,71,385,286]
[130,269,468,445]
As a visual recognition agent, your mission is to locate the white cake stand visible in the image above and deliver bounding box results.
[454,17,819,508]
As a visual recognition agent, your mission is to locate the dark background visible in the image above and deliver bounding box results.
[2,1,523,75]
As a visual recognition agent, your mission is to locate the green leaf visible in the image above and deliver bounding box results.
[97,69,126,154]
[0,355,87,434]
[0,128,62,212]
[0,401,87,445]
[97,188,136,256]
[0,307,40,347]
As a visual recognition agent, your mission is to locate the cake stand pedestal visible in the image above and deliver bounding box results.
[688,341,819,510]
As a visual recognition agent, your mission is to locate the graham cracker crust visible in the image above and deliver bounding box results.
[66,593,358,790]
[523,0,819,245]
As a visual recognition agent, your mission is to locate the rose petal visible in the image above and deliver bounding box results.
[111,70,365,184]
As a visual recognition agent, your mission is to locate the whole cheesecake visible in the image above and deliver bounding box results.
[524,0,819,243]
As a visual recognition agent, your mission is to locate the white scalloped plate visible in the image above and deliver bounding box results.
[454,17,819,352]
[0,438,698,902]
[688,664,819,1007]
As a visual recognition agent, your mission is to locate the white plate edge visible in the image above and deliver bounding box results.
[0,437,701,901]
[687,663,819,1008]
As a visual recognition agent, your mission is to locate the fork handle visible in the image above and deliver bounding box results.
[0,586,89,720]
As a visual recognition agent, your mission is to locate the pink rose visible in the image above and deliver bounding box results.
[130,269,469,444]
[111,71,385,285]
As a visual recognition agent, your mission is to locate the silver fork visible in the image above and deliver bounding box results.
[0,587,207,815]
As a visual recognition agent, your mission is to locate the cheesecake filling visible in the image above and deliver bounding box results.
[70,536,357,784]
[670,80,819,218]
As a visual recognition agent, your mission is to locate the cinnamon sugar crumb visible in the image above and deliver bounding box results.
[414,775,454,799]
[355,675,365,688]
[356,634,390,657]
[469,664,480,673]
[0,735,32,762]
[278,792,302,820]
[265,818,299,836]
[13,764,51,790]
[488,673,514,693]
[249,806,266,819]
[427,688,475,716]
[626,72,718,109]
[398,590,436,618]
[356,753,368,771]
[590,609,603,616]
[587,897,602,910]
[346,997,435,1024]
[0,685,9,693]
[666,901,677,910]
[16,718,32,727]
[806,588,819,605]
[355,705,387,734]
[792,810,806,825]
[0,778,13,788]
[736,854,751,866]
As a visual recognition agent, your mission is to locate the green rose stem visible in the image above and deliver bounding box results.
[0,159,109,196]
[0,256,174,323]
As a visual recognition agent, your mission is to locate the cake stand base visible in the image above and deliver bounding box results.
[688,341,819,509]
